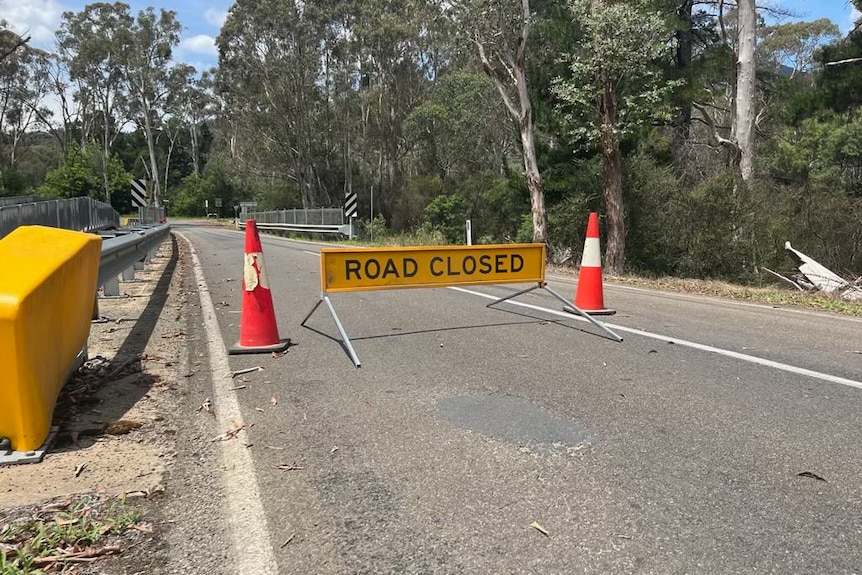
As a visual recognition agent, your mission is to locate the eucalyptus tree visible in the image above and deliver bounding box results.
[689,0,757,183]
[553,0,679,275]
[57,2,133,204]
[118,7,181,207]
[347,0,452,216]
[0,28,53,186]
[405,71,511,185]
[759,19,840,80]
[452,0,548,244]
[217,0,332,208]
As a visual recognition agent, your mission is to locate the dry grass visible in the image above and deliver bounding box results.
[549,265,862,317]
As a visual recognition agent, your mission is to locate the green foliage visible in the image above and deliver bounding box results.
[404,72,507,182]
[763,113,862,195]
[249,177,300,212]
[0,495,143,575]
[391,175,441,232]
[362,214,389,243]
[172,173,213,216]
[553,0,682,147]
[472,176,529,243]
[35,142,132,208]
[423,194,467,244]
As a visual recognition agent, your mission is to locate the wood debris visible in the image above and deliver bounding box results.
[280,532,296,548]
[529,521,549,537]
[231,366,263,378]
[275,462,304,471]
[212,420,245,442]
[31,545,121,566]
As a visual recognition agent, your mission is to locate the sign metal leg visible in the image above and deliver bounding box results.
[302,296,361,368]
[543,285,622,342]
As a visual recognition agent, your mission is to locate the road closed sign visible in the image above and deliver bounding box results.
[320,244,545,293]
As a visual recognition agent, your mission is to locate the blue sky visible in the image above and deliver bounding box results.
[0,0,232,73]
[1,0,859,73]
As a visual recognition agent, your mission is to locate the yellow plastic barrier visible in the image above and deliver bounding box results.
[0,226,102,451]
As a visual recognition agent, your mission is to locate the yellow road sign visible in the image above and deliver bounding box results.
[320,244,545,293]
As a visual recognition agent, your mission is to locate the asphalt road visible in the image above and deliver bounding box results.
[175,222,862,574]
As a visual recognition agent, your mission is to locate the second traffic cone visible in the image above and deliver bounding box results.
[565,212,615,316]
[228,220,291,354]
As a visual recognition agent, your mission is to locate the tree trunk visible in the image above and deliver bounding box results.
[735,0,756,183]
[142,101,161,206]
[672,0,694,147]
[474,0,547,246]
[190,123,200,176]
[514,49,547,245]
[598,68,625,275]
[520,116,547,245]
[102,106,111,205]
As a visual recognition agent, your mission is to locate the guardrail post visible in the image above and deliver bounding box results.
[103,275,121,296]
[122,266,135,281]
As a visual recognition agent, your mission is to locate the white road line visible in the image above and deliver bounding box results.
[178,233,279,575]
[450,286,862,390]
[303,250,318,256]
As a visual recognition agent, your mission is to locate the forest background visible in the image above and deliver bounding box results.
[1,0,861,282]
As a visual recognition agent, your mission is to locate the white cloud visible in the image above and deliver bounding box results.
[180,34,218,56]
[204,8,227,28]
[0,0,65,47]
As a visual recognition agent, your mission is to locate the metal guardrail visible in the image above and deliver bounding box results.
[0,196,119,240]
[251,208,345,226]
[97,224,171,288]
[239,208,349,236]
[237,219,351,237]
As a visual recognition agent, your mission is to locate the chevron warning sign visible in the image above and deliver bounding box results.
[131,179,147,207]
[344,192,357,218]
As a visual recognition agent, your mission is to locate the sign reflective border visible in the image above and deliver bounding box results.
[320,244,545,293]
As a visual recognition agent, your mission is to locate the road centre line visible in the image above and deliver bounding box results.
[450,286,862,391]
[178,233,279,575]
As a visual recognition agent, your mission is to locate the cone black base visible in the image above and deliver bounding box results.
[228,338,291,355]
[563,305,616,316]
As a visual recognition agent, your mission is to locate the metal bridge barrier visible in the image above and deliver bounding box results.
[0,226,102,455]
[238,208,350,237]
[0,196,119,240]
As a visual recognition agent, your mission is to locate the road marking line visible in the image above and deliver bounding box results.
[303,250,318,256]
[178,232,279,575]
[450,286,862,390]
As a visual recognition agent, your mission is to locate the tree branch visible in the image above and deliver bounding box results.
[825,56,862,66]
[474,39,520,120]
[692,101,741,163]
[0,33,30,62]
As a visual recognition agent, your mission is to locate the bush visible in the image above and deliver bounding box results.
[423,194,467,244]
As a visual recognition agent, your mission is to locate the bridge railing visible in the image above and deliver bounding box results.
[0,196,120,240]
[240,208,350,237]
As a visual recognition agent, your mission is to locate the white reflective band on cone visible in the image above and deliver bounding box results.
[580,237,602,267]
[243,252,270,290]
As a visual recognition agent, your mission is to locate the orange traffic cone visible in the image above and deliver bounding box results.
[228,220,291,354]
[565,212,615,316]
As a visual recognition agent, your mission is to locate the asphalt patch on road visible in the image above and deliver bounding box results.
[437,394,595,453]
